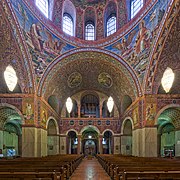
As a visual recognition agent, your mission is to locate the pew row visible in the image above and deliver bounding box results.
[96,154,180,180]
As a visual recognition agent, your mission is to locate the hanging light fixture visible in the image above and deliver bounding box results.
[4,65,18,92]
[107,96,114,113]
[161,67,175,93]
[66,97,73,114]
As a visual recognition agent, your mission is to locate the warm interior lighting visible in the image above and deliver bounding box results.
[107,96,114,113]
[4,65,18,92]
[66,97,73,114]
[88,135,92,139]
[161,67,175,93]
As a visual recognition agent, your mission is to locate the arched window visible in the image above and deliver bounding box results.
[63,13,74,36]
[85,23,95,40]
[36,0,49,18]
[131,0,143,19]
[106,15,116,36]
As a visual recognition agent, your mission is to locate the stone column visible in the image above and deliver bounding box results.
[121,135,132,155]
[37,128,47,157]
[113,135,121,154]
[99,103,103,118]
[77,135,82,154]
[99,135,103,154]
[132,128,142,157]
[132,127,157,157]
[47,135,60,155]
[18,135,22,156]
[78,103,81,118]
[22,127,37,157]
[175,130,180,157]
[141,127,157,157]
[0,130,3,155]
[68,137,72,154]
[157,133,161,157]
[59,135,67,154]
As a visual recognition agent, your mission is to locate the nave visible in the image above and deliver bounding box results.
[70,157,110,180]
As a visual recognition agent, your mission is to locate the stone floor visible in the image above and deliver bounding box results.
[70,157,111,180]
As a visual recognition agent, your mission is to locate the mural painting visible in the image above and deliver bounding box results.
[144,97,157,126]
[10,0,76,82]
[22,98,34,124]
[105,0,168,82]
[133,106,139,127]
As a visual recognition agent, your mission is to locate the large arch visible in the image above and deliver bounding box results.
[38,49,142,110]
[0,103,24,157]
[143,0,179,94]
[79,125,100,135]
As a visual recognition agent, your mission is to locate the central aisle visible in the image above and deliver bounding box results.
[70,157,111,180]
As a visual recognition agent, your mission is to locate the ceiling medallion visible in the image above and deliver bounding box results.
[98,72,113,88]
[67,72,82,88]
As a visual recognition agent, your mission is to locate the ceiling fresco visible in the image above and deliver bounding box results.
[144,0,179,94]
[0,1,33,93]
[71,0,106,8]
[153,15,180,94]
[104,0,169,82]
[3,0,177,101]
[10,0,76,82]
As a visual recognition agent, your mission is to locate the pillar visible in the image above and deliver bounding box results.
[99,135,103,154]
[59,135,67,154]
[22,127,37,157]
[0,130,3,155]
[121,135,132,155]
[78,103,81,118]
[37,128,47,157]
[77,135,82,154]
[22,127,47,157]
[157,133,161,157]
[47,135,59,155]
[99,103,103,118]
[132,127,157,157]
[175,130,180,157]
[113,135,121,154]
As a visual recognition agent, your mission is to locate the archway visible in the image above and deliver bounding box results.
[81,127,99,156]
[67,130,78,154]
[121,119,133,155]
[47,118,59,155]
[0,105,23,157]
[102,130,113,154]
[157,107,180,157]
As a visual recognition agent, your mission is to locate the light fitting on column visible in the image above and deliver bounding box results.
[161,67,175,93]
[66,97,73,114]
[4,65,18,92]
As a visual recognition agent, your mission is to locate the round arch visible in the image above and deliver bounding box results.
[0,103,25,125]
[102,129,114,135]
[66,129,79,136]
[80,125,100,135]
[38,48,142,98]
[121,116,134,134]
[46,117,59,134]
[154,104,180,126]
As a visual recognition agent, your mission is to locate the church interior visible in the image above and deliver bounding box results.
[0,0,180,178]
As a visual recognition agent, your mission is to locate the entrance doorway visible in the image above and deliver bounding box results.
[81,127,99,156]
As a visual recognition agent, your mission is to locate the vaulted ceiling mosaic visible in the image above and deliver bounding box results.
[42,51,140,109]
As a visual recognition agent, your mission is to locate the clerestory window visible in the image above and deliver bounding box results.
[63,13,74,36]
[36,0,48,18]
[85,23,95,40]
[107,15,116,36]
[131,0,143,19]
